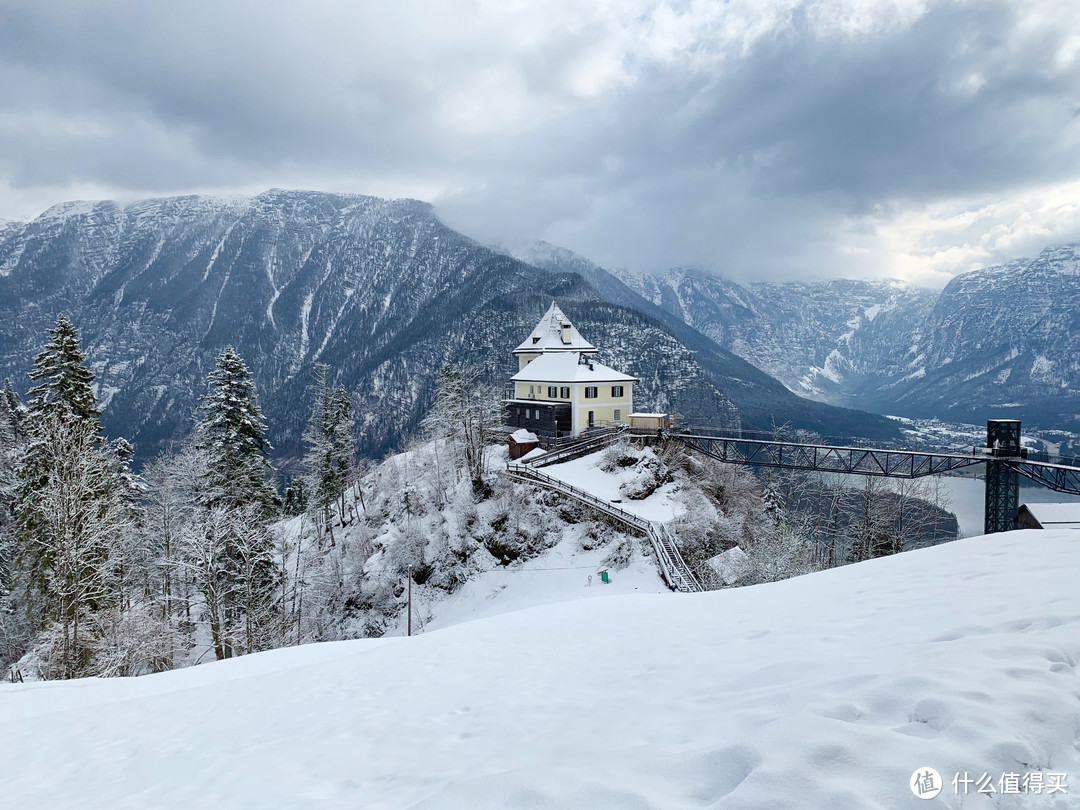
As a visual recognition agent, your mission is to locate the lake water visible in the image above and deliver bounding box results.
[935,475,1080,538]
[815,471,1080,539]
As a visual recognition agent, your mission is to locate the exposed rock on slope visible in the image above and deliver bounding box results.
[616,245,1080,432]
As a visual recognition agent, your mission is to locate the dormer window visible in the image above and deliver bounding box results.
[532,337,541,344]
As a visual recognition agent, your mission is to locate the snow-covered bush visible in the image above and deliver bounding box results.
[599,439,640,472]
[616,446,672,500]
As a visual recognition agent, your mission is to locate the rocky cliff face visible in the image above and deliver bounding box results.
[874,245,1080,427]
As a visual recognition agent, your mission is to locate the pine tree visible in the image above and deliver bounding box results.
[198,346,277,515]
[302,365,354,542]
[2,379,21,437]
[195,347,278,658]
[329,384,354,517]
[11,316,128,676]
[25,315,101,429]
[0,387,17,474]
[17,315,105,549]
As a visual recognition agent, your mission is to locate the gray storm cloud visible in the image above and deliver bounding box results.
[0,0,1077,284]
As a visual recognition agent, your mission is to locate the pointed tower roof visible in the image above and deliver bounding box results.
[513,301,598,355]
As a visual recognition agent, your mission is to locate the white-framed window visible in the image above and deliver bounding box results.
[585,386,597,398]
[614,409,621,421]
[548,386,558,398]
[560,386,570,398]
[611,385,624,398]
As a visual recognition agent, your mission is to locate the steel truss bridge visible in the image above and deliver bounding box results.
[668,420,1080,535]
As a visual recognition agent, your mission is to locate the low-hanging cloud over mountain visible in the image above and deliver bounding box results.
[0,0,1077,285]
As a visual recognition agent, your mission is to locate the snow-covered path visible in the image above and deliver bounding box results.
[508,448,702,591]
[2,530,1079,809]
[537,450,684,523]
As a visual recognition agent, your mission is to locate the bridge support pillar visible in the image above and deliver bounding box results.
[984,420,1022,534]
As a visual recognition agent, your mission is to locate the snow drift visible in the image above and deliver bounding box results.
[1,529,1078,809]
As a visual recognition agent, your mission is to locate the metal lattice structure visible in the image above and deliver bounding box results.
[984,420,1023,534]
[671,420,1080,535]
[1006,459,1080,495]
[674,434,984,478]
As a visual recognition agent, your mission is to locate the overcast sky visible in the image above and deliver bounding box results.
[1,0,1078,286]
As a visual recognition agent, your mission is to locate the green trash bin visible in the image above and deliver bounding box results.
[599,570,609,584]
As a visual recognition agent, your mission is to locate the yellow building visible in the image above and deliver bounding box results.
[505,301,638,438]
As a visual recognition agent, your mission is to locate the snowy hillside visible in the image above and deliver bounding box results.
[2,528,1077,809]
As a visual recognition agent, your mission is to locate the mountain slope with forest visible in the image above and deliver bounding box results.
[0,190,902,465]
[508,241,902,441]
[615,245,1080,433]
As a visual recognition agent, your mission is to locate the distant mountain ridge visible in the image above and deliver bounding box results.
[505,241,902,441]
[0,190,899,466]
[614,245,1080,433]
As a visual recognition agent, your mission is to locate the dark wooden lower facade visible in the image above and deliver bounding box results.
[504,399,573,439]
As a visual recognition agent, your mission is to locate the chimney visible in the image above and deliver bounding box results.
[560,322,572,345]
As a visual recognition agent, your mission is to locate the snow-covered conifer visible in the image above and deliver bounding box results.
[11,316,131,676]
[18,414,128,677]
[24,314,101,428]
[198,346,276,515]
[197,347,274,514]
[1,379,21,440]
[194,347,278,658]
[302,364,354,542]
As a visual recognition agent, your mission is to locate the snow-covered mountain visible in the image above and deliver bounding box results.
[618,245,1080,433]
[873,245,1080,427]
[0,191,744,462]
[0,191,902,464]
[506,241,902,442]
[619,268,936,401]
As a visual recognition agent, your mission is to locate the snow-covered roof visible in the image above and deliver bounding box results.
[513,301,597,355]
[510,429,539,444]
[519,447,548,462]
[511,352,637,384]
[629,413,667,418]
[1019,502,1080,526]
